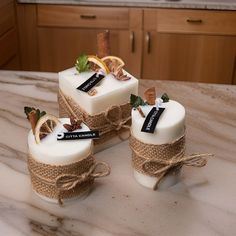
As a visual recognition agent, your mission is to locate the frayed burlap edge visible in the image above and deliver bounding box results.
[58,89,131,145]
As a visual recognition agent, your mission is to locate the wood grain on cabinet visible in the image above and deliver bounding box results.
[233,56,236,85]
[142,9,236,84]
[0,0,20,69]
[38,28,142,77]
[0,0,15,37]
[38,5,130,29]
[2,55,20,70]
[142,32,236,83]
[0,28,18,66]
[155,9,236,35]
[36,6,142,77]
[16,4,39,71]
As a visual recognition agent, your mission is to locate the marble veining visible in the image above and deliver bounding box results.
[17,0,236,11]
[0,70,236,235]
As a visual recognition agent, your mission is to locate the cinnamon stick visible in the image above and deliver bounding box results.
[144,87,156,105]
[97,30,110,58]
[137,106,145,118]
[28,110,38,134]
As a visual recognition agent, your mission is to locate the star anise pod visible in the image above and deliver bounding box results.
[88,88,97,96]
[112,68,131,81]
[63,117,82,131]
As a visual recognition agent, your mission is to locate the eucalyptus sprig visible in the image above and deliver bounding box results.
[161,93,170,103]
[24,107,46,134]
[75,54,90,73]
[24,107,46,121]
[130,94,147,108]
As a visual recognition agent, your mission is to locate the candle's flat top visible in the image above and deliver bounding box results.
[59,67,138,114]
[132,100,185,129]
[131,100,185,144]
[1,70,236,236]
[28,118,92,165]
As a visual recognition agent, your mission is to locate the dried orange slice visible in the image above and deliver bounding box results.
[34,114,60,144]
[101,56,125,72]
[87,55,110,74]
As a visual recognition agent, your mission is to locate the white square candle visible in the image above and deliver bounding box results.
[59,68,138,115]
[58,67,139,152]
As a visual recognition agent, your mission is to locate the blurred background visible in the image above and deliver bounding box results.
[1,0,236,84]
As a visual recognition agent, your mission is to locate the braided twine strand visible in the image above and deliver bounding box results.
[28,154,110,205]
[129,134,213,190]
[58,89,131,144]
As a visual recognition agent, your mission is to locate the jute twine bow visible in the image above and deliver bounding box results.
[142,152,213,190]
[103,105,131,140]
[58,89,131,142]
[129,134,213,190]
[56,162,110,205]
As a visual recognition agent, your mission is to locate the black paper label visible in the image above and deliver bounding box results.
[141,107,165,133]
[57,131,99,140]
[77,73,105,92]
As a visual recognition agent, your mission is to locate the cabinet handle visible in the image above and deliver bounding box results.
[80,14,96,20]
[186,18,203,24]
[146,32,151,54]
[130,31,135,53]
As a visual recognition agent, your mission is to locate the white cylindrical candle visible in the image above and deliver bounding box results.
[28,118,93,202]
[131,100,185,189]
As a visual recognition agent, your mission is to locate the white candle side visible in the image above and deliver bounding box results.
[28,118,92,165]
[59,67,138,115]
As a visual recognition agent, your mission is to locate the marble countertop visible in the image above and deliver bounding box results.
[17,0,236,10]
[0,70,236,235]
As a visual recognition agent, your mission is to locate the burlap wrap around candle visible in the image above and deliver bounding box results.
[58,89,131,145]
[129,133,212,190]
[28,153,110,205]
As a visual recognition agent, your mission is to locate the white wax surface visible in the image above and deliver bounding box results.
[133,170,180,190]
[59,67,138,115]
[28,118,92,165]
[34,189,89,204]
[131,100,185,145]
[131,100,185,189]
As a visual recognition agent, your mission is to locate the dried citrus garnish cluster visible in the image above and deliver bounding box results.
[75,55,130,81]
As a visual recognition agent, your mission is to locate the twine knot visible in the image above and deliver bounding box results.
[142,153,213,176]
[56,162,110,205]
[104,105,131,140]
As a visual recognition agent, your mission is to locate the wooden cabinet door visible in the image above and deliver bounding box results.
[0,0,20,69]
[142,9,236,84]
[142,31,236,84]
[38,28,142,77]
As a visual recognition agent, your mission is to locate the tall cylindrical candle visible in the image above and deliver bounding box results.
[131,100,185,189]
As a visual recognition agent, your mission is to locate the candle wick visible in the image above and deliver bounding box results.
[155,98,163,110]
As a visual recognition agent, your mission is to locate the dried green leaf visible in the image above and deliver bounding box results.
[130,94,146,108]
[75,54,90,73]
[24,107,35,119]
[40,111,46,118]
[161,93,170,103]
[24,106,46,121]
